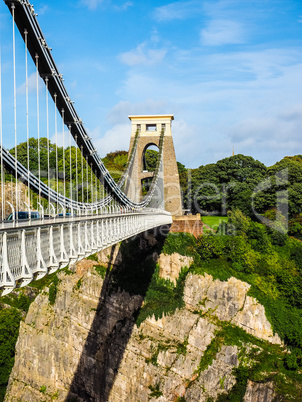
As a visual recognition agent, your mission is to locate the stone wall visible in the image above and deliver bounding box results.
[170,215,204,237]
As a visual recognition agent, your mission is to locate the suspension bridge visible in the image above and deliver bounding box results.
[0,0,183,295]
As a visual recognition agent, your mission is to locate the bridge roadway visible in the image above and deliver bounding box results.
[0,210,172,295]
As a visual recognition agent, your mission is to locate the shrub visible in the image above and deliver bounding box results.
[196,235,226,260]
[49,276,60,306]
[162,232,196,256]
[0,308,22,400]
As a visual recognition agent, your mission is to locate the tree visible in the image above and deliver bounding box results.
[189,154,267,216]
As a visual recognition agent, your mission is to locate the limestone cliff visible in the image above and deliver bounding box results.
[5,233,286,401]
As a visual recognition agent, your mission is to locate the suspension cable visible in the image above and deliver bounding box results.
[75,135,78,205]
[35,53,41,209]
[62,108,66,205]
[86,156,89,205]
[95,170,97,205]
[54,93,58,213]
[12,4,18,217]
[24,29,30,216]
[0,45,3,222]
[81,145,84,203]
[69,124,72,207]
[90,163,93,211]
[46,77,50,211]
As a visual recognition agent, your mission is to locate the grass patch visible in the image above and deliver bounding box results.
[201,216,228,230]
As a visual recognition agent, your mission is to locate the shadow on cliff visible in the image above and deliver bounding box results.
[66,225,170,402]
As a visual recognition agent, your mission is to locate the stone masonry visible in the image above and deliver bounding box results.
[125,115,183,216]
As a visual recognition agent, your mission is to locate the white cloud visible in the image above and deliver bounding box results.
[154,1,202,22]
[17,72,44,95]
[80,0,105,10]
[114,1,133,11]
[200,19,246,46]
[87,124,130,157]
[116,45,302,167]
[80,0,133,11]
[36,5,48,15]
[118,43,167,66]
[107,99,169,125]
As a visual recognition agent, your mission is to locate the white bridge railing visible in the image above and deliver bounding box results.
[0,211,172,295]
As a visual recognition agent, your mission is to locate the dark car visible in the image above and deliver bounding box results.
[6,211,40,221]
[56,213,75,218]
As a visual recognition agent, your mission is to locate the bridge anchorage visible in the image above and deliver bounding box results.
[0,0,181,295]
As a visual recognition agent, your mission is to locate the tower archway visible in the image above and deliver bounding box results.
[125,115,183,216]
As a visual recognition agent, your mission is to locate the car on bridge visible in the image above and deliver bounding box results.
[56,213,76,218]
[6,211,40,221]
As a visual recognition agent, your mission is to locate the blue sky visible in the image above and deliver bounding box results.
[0,0,302,168]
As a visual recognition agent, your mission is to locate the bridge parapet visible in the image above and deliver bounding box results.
[0,211,172,295]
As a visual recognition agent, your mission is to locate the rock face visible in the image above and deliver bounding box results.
[5,240,280,401]
[244,380,276,402]
[158,253,193,284]
[184,273,281,344]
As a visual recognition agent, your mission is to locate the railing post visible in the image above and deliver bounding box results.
[77,222,85,258]
[19,229,33,286]
[59,224,69,268]
[69,223,78,264]
[48,225,59,274]
[35,227,48,279]
[0,232,16,295]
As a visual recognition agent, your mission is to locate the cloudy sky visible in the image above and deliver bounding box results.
[0,0,302,168]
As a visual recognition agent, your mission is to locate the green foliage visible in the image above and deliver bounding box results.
[40,385,47,394]
[0,308,22,401]
[189,154,267,216]
[61,266,74,275]
[49,275,60,306]
[76,278,82,290]
[148,383,163,398]
[0,292,32,313]
[30,271,59,291]
[86,253,99,262]
[196,235,227,260]
[176,337,188,356]
[190,210,302,358]
[136,265,189,326]
[162,232,196,256]
[94,265,107,279]
[102,150,128,182]
[144,149,159,172]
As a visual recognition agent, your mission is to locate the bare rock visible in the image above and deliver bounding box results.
[244,380,275,402]
[184,273,281,344]
[158,253,193,284]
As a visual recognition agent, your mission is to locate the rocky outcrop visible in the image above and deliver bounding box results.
[5,244,280,401]
[158,253,193,284]
[244,380,276,402]
[184,273,281,344]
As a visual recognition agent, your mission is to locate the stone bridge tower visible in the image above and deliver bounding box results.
[125,115,182,216]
